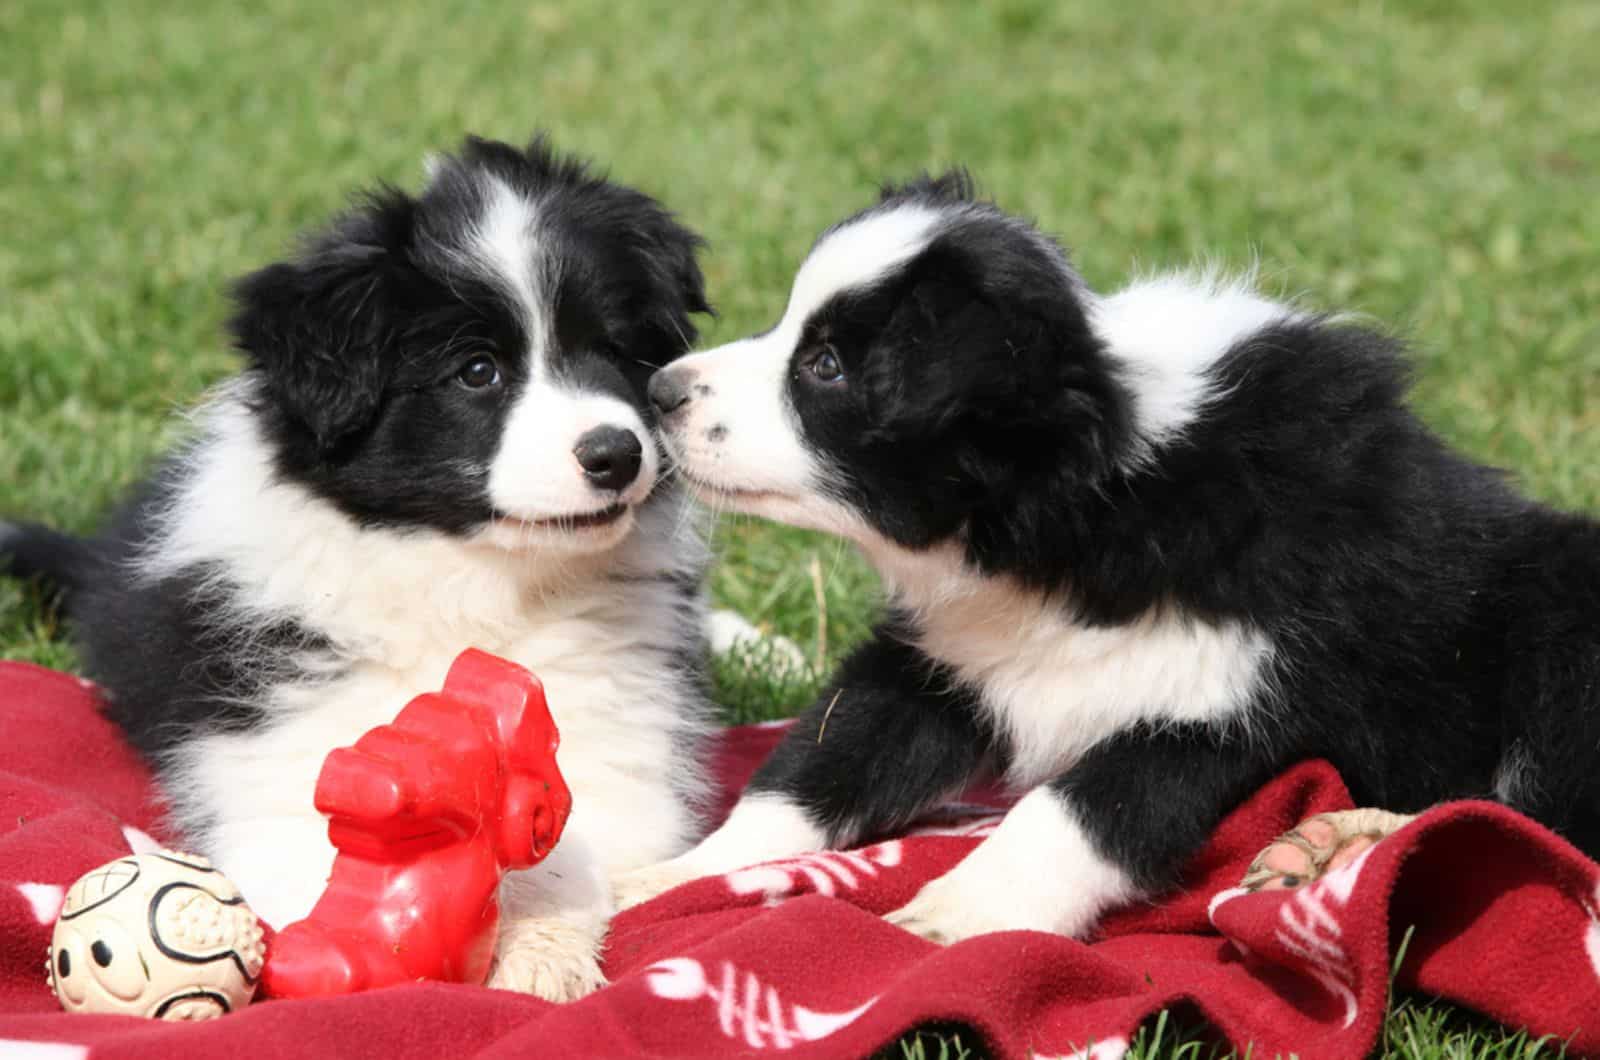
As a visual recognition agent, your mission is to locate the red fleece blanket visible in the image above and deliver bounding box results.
[2,660,1598,1058]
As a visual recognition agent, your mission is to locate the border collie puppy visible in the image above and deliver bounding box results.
[618,171,1600,942]
[1,135,714,998]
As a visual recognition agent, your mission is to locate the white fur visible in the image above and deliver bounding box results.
[486,380,660,535]
[467,174,550,344]
[135,387,710,996]
[886,786,1137,941]
[613,794,828,910]
[867,540,1274,788]
[1091,272,1298,463]
[785,205,945,329]
[660,334,823,504]
[1492,740,1536,804]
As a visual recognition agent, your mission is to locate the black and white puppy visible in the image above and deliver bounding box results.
[1,135,714,998]
[619,172,1600,943]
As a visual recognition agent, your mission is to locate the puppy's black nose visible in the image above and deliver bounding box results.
[648,368,692,417]
[574,426,643,492]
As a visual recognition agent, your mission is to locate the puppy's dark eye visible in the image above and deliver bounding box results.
[91,940,112,967]
[456,355,501,390]
[809,347,844,383]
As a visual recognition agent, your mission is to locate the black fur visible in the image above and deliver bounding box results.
[748,627,1002,841]
[719,175,1600,905]
[66,468,327,763]
[790,226,1128,550]
[0,521,100,599]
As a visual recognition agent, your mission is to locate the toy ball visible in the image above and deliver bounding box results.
[48,850,266,1020]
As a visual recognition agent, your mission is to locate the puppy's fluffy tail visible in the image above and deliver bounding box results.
[0,521,98,605]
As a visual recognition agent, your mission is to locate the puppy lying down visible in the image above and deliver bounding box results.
[619,171,1600,943]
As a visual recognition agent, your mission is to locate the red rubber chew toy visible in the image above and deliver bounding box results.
[261,649,571,998]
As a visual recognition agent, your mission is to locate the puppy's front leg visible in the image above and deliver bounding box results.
[488,831,612,1001]
[888,722,1279,943]
[614,631,995,908]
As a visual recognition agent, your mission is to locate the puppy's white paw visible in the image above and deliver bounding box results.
[611,860,705,911]
[888,788,1140,945]
[884,868,1021,945]
[487,916,607,1002]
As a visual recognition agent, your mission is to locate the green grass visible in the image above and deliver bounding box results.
[3,0,1596,1055]
[883,1002,1575,1059]
[1116,1001,1571,1060]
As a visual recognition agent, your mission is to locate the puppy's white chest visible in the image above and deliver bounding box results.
[891,563,1273,786]
[176,603,700,905]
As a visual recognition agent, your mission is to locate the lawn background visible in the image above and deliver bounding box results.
[2,1,1596,1055]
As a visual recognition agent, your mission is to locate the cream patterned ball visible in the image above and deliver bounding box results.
[48,850,266,1019]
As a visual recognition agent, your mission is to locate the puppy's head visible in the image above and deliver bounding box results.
[650,172,1130,553]
[229,134,710,554]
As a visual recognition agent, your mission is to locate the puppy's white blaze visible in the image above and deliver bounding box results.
[487,380,659,522]
[469,175,549,357]
[1092,272,1298,460]
[898,786,1137,939]
[870,542,1273,787]
[780,204,945,333]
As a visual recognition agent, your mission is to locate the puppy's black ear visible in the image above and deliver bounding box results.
[630,205,713,363]
[879,167,977,205]
[649,217,713,322]
[228,189,417,452]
